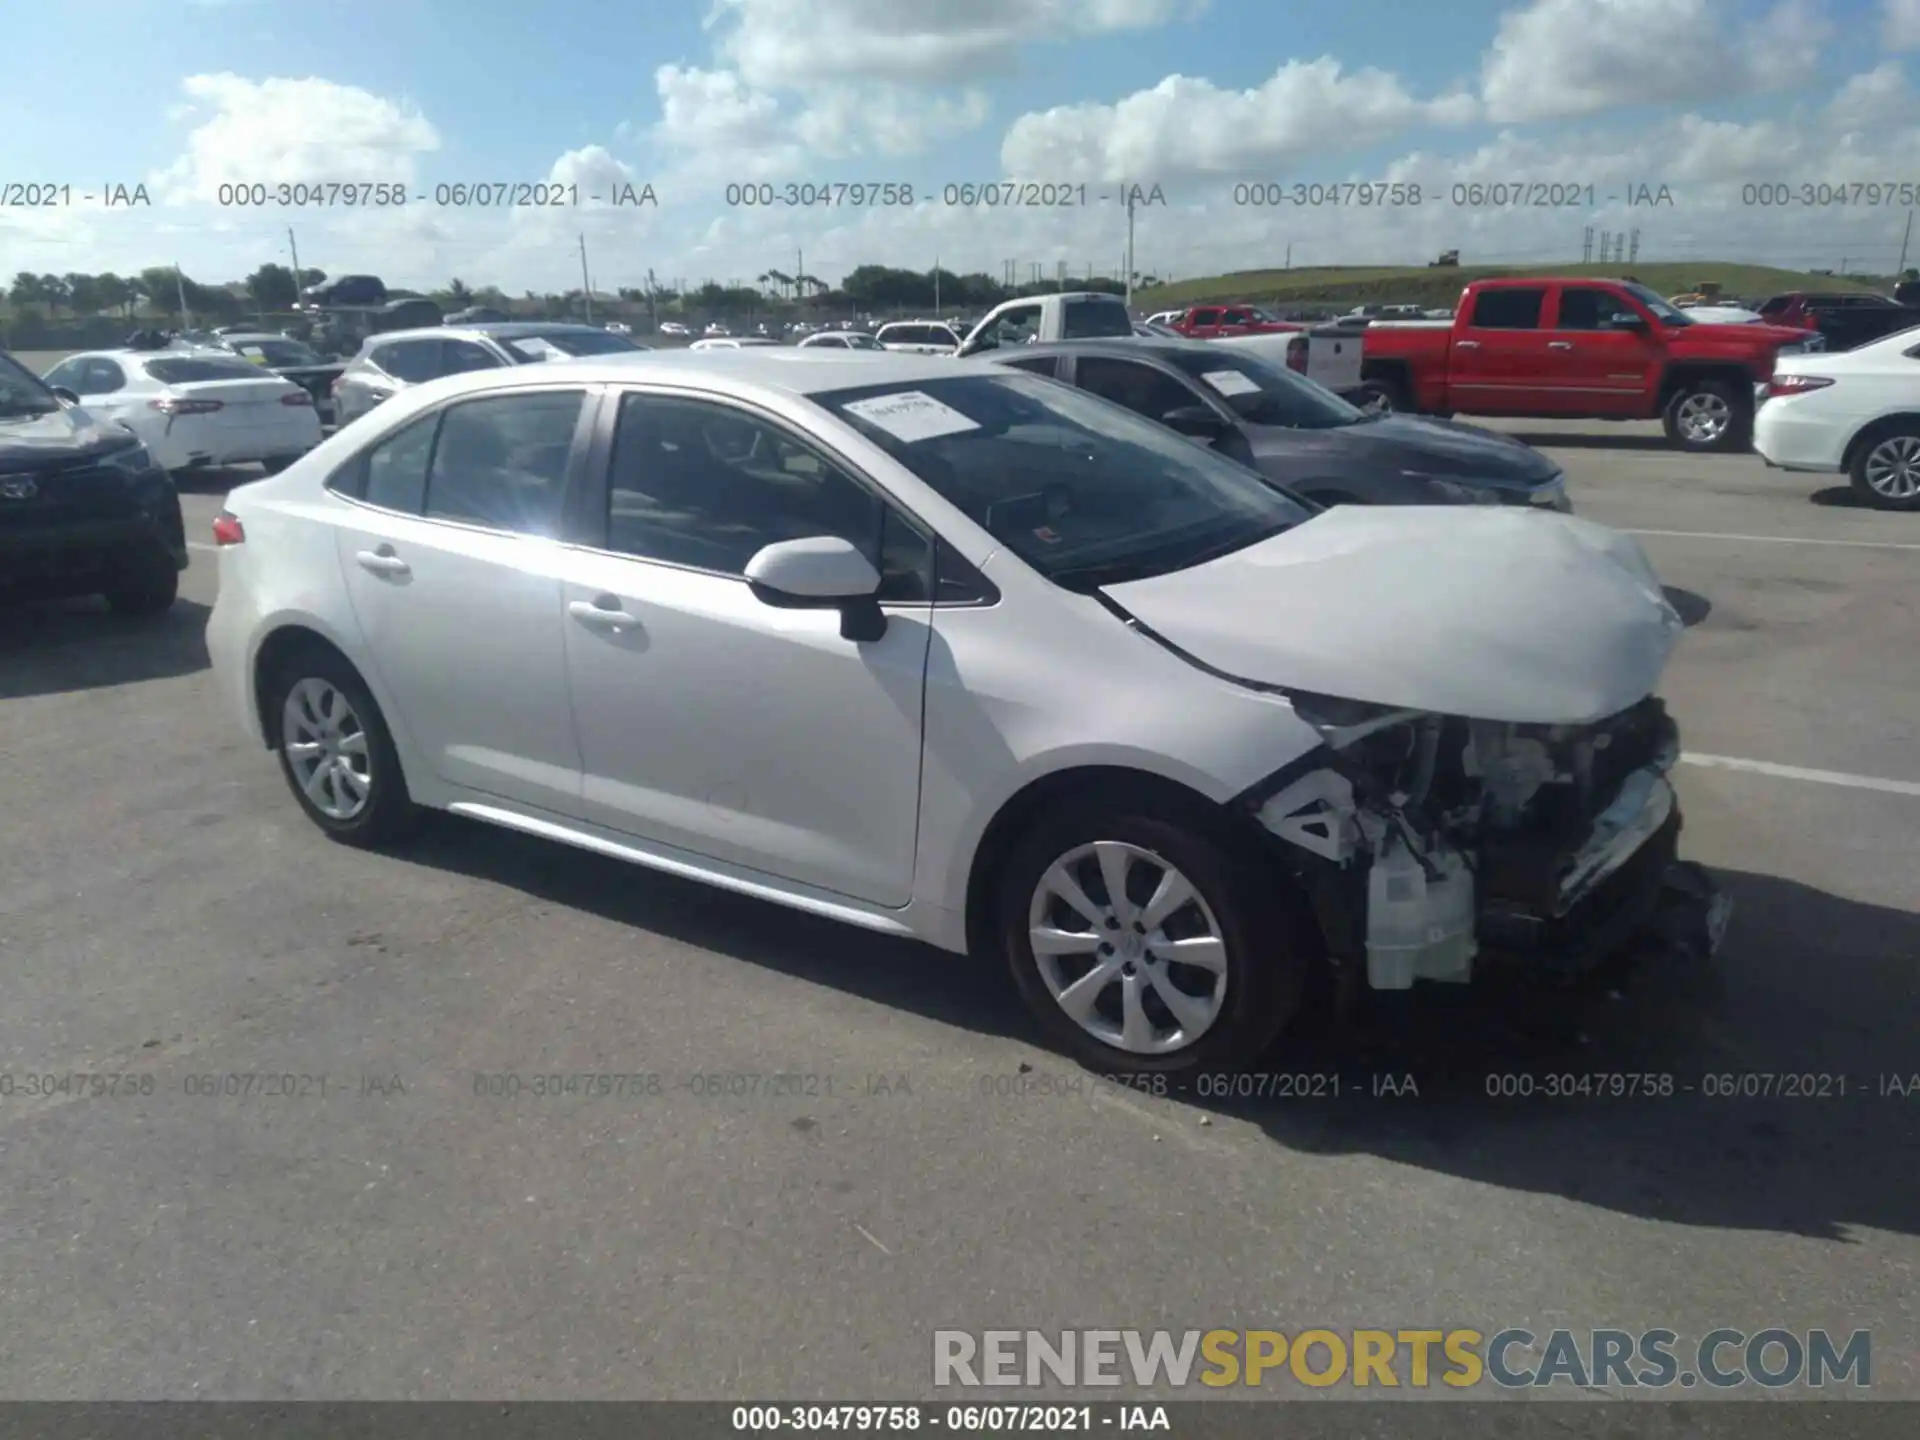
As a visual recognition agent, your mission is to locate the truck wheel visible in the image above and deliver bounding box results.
[1850,426,1920,511]
[1663,379,1751,453]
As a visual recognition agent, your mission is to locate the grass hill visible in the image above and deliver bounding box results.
[1135,261,1891,311]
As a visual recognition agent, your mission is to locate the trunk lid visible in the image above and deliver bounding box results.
[1101,507,1682,725]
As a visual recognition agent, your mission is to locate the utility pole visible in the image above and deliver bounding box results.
[796,246,804,307]
[1125,188,1136,310]
[646,268,660,329]
[287,227,303,302]
[174,263,191,327]
[933,256,940,314]
[1898,209,1914,276]
[577,235,595,322]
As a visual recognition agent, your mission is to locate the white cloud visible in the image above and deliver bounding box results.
[1001,60,1477,179]
[1480,0,1829,123]
[710,0,1195,87]
[1886,0,1920,47]
[149,74,440,203]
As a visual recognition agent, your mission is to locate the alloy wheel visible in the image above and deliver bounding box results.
[1863,435,1920,500]
[282,677,373,821]
[1026,840,1229,1055]
[1674,391,1731,444]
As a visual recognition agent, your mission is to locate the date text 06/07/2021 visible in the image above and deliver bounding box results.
[205,181,659,208]
[720,182,1170,209]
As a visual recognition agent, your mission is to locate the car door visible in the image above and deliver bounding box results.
[325,384,594,812]
[1540,285,1660,415]
[558,387,935,906]
[1450,287,1553,413]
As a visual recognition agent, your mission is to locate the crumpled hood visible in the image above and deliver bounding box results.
[1250,414,1559,486]
[0,405,139,473]
[1104,507,1683,724]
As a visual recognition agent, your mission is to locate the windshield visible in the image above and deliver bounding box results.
[1163,349,1366,429]
[143,356,270,382]
[815,372,1313,589]
[231,338,325,367]
[0,351,61,416]
[843,333,883,350]
[505,329,642,360]
[1621,283,1691,324]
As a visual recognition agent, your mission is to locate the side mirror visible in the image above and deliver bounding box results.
[744,536,887,642]
[1161,404,1229,438]
[49,387,81,405]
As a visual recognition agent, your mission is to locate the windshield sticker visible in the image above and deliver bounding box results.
[513,337,564,361]
[841,390,980,442]
[1200,369,1260,396]
[1032,526,1063,544]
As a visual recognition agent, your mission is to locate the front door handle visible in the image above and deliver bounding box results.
[1454,340,1480,349]
[1548,340,1574,350]
[569,597,638,629]
[355,546,410,577]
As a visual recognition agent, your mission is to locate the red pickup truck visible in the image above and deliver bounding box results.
[1359,278,1820,452]
[1168,304,1302,338]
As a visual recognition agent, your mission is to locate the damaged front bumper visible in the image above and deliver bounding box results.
[1248,700,1730,991]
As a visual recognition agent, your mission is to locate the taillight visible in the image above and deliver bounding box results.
[281,390,313,406]
[151,396,223,415]
[211,512,245,546]
[1767,374,1833,397]
[1286,337,1308,373]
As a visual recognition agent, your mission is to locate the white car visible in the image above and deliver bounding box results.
[43,348,323,474]
[797,331,886,351]
[1755,323,1920,510]
[703,323,731,337]
[1678,305,1765,325]
[1145,311,1184,328]
[659,322,691,337]
[689,337,780,350]
[205,351,1716,1074]
[875,321,963,355]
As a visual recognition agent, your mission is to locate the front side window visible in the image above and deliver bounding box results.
[505,330,641,360]
[1554,288,1643,331]
[422,390,586,535]
[816,373,1313,590]
[2,352,61,415]
[1467,289,1545,329]
[601,393,932,600]
[968,304,1043,350]
[373,341,441,383]
[441,339,504,375]
[1074,356,1200,425]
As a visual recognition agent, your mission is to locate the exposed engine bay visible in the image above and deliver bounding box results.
[1251,693,1682,989]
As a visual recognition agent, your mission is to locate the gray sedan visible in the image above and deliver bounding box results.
[983,338,1570,510]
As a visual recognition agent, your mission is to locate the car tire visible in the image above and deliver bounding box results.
[1662,379,1751,453]
[1848,425,1920,511]
[1352,383,1394,414]
[996,794,1311,1076]
[269,647,420,848]
[102,553,180,616]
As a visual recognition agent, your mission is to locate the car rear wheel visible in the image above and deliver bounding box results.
[102,553,179,616]
[1663,379,1751,453]
[997,799,1309,1075]
[270,651,419,847]
[1850,428,1920,511]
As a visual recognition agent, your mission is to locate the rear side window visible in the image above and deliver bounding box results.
[1061,299,1135,339]
[998,355,1060,377]
[1758,297,1790,317]
[1468,289,1545,329]
[423,390,586,535]
[142,357,264,383]
[372,341,440,383]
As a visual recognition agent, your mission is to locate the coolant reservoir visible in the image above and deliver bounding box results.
[1365,833,1478,989]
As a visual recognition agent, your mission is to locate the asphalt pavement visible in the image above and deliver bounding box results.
[0,419,1915,1400]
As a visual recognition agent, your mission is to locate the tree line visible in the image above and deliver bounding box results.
[6,261,1138,329]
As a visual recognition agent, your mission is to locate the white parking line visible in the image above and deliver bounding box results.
[1626,528,1920,552]
[1681,752,1920,797]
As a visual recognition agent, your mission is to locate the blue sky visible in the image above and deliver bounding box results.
[5,0,1917,293]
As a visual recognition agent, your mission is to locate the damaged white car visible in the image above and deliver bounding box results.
[208,352,1726,1077]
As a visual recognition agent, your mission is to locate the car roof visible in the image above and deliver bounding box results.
[220,332,297,343]
[384,348,982,404]
[65,347,242,362]
[989,337,1215,363]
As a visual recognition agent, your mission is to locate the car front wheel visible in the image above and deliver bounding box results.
[997,799,1309,1075]
[270,650,418,847]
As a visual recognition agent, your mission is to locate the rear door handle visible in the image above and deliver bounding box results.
[355,547,410,577]
[1548,341,1574,350]
[569,597,638,629]
[1454,340,1480,349]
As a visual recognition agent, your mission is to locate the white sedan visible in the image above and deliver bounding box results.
[1755,324,1920,509]
[689,337,780,351]
[205,350,1712,1074]
[43,348,323,474]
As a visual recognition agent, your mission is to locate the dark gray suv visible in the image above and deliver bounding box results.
[331,323,649,426]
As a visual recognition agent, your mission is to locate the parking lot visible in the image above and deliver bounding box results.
[1,418,1915,1399]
